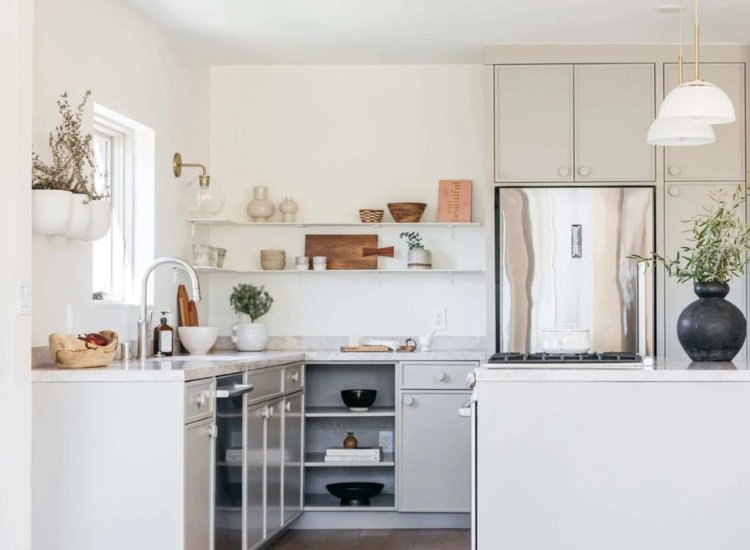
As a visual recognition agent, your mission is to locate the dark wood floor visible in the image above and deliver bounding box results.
[268,529,470,549]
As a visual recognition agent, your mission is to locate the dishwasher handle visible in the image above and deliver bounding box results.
[459,400,472,417]
[216,384,254,399]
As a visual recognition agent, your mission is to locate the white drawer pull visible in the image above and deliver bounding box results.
[290,372,300,383]
[668,165,682,177]
[434,371,446,382]
[193,392,207,408]
[285,401,291,412]
[557,166,570,178]
[577,166,591,177]
[404,396,415,406]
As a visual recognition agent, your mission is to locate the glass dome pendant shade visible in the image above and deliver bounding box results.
[658,80,735,125]
[647,116,715,146]
[173,152,225,218]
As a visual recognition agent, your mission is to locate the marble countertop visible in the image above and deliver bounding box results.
[32,349,488,383]
[475,357,750,382]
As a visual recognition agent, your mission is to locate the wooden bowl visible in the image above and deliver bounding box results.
[387,202,426,223]
[359,209,384,223]
[49,330,119,368]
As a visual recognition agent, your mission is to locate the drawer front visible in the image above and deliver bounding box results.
[245,367,283,403]
[185,379,214,423]
[282,363,304,393]
[401,362,478,390]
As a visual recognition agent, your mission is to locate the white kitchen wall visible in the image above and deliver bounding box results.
[31,0,210,346]
[1,1,33,547]
[207,65,487,338]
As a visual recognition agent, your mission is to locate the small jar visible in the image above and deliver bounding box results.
[343,432,358,449]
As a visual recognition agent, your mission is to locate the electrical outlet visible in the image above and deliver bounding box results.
[431,306,447,330]
[379,430,394,453]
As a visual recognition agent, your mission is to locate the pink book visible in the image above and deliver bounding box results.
[438,180,472,223]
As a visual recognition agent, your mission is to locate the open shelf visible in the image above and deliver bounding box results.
[188,219,480,228]
[304,452,395,467]
[304,493,396,511]
[305,406,395,418]
[194,267,484,274]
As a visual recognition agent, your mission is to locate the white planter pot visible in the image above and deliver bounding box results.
[62,194,93,239]
[32,189,72,236]
[83,200,112,241]
[232,322,269,351]
[407,248,432,269]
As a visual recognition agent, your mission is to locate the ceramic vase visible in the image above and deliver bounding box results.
[407,248,432,269]
[83,199,112,241]
[343,433,358,449]
[677,282,746,362]
[32,189,72,236]
[232,321,269,351]
[279,197,299,222]
[246,186,275,222]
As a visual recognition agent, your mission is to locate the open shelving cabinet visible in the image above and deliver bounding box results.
[303,362,397,512]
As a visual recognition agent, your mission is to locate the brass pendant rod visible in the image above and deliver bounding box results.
[678,0,683,84]
[693,0,700,82]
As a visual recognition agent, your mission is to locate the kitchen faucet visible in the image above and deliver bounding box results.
[137,256,201,359]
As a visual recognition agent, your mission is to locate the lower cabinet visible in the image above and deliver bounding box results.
[246,403,266,549]
[185,417,214,550]
[265,399,284,539]
[399,391,472,512]
[283,392,304,523]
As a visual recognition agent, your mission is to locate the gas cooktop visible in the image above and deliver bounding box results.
[487,352,652,369]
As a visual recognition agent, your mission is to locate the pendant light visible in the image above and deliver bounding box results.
[657,0,735,125]
[647,0,716,146]
[173,152,226,218]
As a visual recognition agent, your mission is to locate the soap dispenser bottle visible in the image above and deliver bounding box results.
[153,311,174,357]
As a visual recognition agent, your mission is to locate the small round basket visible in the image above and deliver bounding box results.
[359,209,385,223]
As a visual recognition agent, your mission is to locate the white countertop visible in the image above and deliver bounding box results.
[32,349,487,382]
[476,357,750,382]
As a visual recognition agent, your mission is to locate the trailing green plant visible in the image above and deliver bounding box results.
[229,283,273,322]
[630,185,750,284]
[399,231,424,250]
[32,90,96,197]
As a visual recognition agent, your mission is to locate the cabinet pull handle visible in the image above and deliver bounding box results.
[434,371,446,382]
[290,372,300,383]
[194,391,207,408]
[216,384,254,399]
[285,401,291,412]
[404,396,415,406]
[668,185,681,197]
[557,166,570,178]
[577,166,591,177]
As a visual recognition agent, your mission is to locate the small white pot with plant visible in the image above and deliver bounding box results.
[230,283,273,351]
[400,231,432,269]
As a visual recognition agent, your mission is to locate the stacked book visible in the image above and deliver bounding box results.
[324,446,383,463]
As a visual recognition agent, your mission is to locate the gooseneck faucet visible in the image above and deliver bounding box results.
[137,256,201,359]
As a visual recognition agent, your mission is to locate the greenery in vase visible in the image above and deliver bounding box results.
[32,91,97,198]
[399,231,424,250]
[229,283,273,322]
[630,185,750,284]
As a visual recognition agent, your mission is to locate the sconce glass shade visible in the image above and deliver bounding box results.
[646,117,716,146]
[185,178,225,218]
[657,80,736,125]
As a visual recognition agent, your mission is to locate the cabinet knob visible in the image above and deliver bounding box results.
[262,406,270,419]
[434,371,446,382]
[577,166,591,177]
[557,167,571,178]
[668,165,682,177]
[668,186,681,197]
[285,401,291,412]
[290,372,300,383]
[404,396,415,406]
[194,392,207,408]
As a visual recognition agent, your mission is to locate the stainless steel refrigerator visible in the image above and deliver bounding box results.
[495,186,655,355]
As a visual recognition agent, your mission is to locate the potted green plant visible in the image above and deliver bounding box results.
[631,185,750,361]
[32,91,99,238]
[400,231,432,270]
[229,283,274,351]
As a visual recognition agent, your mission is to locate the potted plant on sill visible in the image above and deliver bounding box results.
[631,185,750,362]
[32,90,109,239]
[229,283,274,351]
[400,231,432,270]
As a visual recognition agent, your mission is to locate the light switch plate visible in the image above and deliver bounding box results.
[17,279,31,316]
[431,306,447,330]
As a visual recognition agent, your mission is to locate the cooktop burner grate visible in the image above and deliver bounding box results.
[488,352,642,363]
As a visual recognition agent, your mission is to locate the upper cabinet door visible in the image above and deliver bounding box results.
[494,65,574,183]
[574,64,656,182]
[664,63,746,182]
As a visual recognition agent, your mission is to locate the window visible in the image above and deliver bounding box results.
[91,105,155,304]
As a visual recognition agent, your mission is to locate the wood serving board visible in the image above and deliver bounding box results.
[305,234,379,270]
[340,345,392,352]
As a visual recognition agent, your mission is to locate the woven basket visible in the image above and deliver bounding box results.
[49,330,119,368]
[359,209,384,223]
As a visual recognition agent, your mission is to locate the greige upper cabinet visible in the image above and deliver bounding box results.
[574,64,656,181]
[494,63,655,183]
[664,63,746,182]
[494,65,574,182]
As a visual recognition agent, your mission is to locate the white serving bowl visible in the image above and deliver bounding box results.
[178,327,218,354]
[541,328,591,354]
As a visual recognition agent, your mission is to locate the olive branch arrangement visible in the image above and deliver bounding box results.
[229,283,273,322]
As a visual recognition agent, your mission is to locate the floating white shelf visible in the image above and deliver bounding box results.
[188,218,481,228]
[195,267,484,274]
[304,493,396,511]
[304,452,395,468]
[305,406,396,418]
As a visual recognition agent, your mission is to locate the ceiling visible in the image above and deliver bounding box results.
[126,0,750,64]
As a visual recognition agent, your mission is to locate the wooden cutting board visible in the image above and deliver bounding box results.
[177,285,190,326]
[340,345,391,352]
[304,234,379,270]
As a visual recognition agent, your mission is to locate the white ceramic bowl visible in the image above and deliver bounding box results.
[178,327,218,354]
[541,328,591,354]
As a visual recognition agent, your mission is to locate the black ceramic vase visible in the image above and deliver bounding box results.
[677,282,746,362]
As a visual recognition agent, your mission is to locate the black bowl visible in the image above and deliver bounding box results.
[326,482,384,506]
[341,389,377,411]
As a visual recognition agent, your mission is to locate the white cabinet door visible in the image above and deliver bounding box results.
[494,65,574,182]
[574,64,656,182]
[282,393,303,525]
[399,391,471,512]
[664,183,747,360]
[664,63,746,182]
[185,418,213,550]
